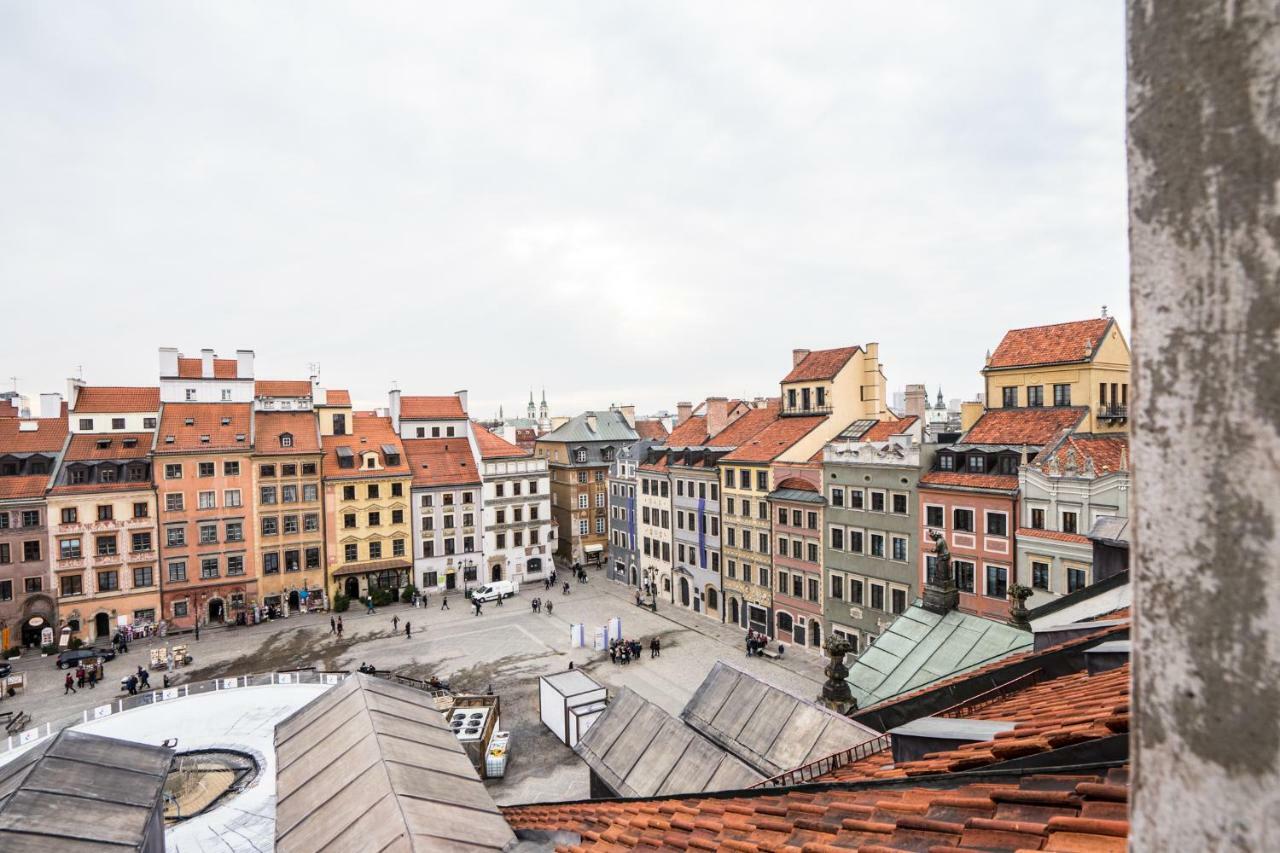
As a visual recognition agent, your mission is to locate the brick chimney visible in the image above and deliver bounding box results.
[904,384,927,420]
[792,348,811,369]
[705,397,730,437]
[676,401,693,425]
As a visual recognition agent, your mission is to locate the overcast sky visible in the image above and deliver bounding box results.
[0,2,1128,419]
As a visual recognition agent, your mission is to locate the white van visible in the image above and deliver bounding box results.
[472,580,517,603]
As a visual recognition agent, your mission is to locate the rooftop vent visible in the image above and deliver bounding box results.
[164,435,175,444]
[184,418,195,426]
[199,435,211,443]
[888,717,1013,765]
[221,417,231,426]
[235,433,246,442]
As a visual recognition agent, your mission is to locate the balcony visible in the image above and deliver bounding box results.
[781,404,834,418]
[1097,404,1129,422]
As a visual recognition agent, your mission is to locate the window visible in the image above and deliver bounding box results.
[302,462,317,476]
[165,463,183,479]
[849,529,863,553]
[224,460,240,476]
[166,527,186,547]
[870,583,885,610]
[225,489,242,507]
[0,580,10,601]
[595,493,605,508]
[263,553,280,574]
[343,513,357,529]
[282,485,297,503]
[955,560,975,592]
[173,600,189,618]
[283,515,299,534]
[392,482,403,497]
[939,454,955,471]
[987,512,1008,537]
[133,502,148,518]
[78,418,93,430]
[807,542,818,562]
[198,491,216,510]
[1062,511,1079,534]
[368,511,381,527]
[1031,508,1045,529]
[953,508,974,532]
[1027,385,1044,407]
[1002,386,1018,407]
[304,513,319,532]
[367,484,380,499]
[225,521,243,542]
[926,505,944,528]
[891,588,907,614]
[985,565,1008,598]
[332,413,346,435]
[261,486,277,505]
[132,531,152,552]
[850,489,864,509]
[892,536,908,561]
[303,484,318,502]
[830,527,844,550]
[200,557,219,578]
[343,485,356,500]
[830,486,844,507]
[1032,561,1051,590]
[966,454,985,473]
[578,494,588,509]
[892,493,908,514]
[870,533,885,558]
[144,417,157,429]
[60,575,83,596]
[344,543,358,562]
[1053,384,1072,407]
[578,520,588,535]
[1068,567,1088,592]
[168,561,187,582]
[60,538,82,559]
[575,449,587,463]
[869,491,885,512]
[280,433,293,448]
[393,538,406,557]
[133,566,154,587]
[199,462,215,477]
[97,570,119,592]
[306,547,320,568]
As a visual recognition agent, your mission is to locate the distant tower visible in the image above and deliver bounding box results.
[539,388,549,421]
[499,404,505,421]
[935,387,945,409]
[527,390,536,420]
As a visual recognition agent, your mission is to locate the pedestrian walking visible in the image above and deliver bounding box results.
[544,578,550,591]
[496,593,503,607]
[76,665,86,688]
[562,582,570,595]
[441,594,450,610]
[392,614,399,632]
[88,669,97,689]
[330,616,336,635]
[64,673,76,694]
[405,622,411,639]
[650,637,660,658]
[473,598,483,616]
[337,616,344,637]
[609,643,617,665]
[138,667,150,689]
[126,675,138,696]
[546,600,553,616]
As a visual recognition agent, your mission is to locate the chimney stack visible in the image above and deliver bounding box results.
[455,389,469,414]
[201,348,215,378]
[388,389,402,432]
[676,401,693,425]
[705,397,730,437]
[235,349,255,379]
[39,393,62,419]
[904,384,927,420]
[66,378,86,412]
[792,348,811,369]
[585,414,598,434]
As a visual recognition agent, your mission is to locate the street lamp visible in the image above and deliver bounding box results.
[460,558,477,596]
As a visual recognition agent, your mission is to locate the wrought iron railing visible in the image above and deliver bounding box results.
[750,734,892,788]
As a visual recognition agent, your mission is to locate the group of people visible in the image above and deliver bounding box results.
[390,615,413,638]
[122,666,151,696]
[329,615,345,637]
[609,637,661,664]
[529,598,554,616]
[745,629,769,657]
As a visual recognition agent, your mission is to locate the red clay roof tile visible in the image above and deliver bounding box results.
[322,389,352,406]
[783,346,862,382]
[1017,527,1091,545]
[722,415,826,463]
[402,437,480,487]
[400,395,466,420]
[960,407,1086,446]
[254,380,312,398]
[919,471,1020,491]
[1032,433,1129,475]
[986,318,1112,369]
[0,474,51,501]
[176,357,240,379]
[0,416,68,454]
[635,419,669,441]
[321,413,410,480]
[666,415,708,445]
[155,404,252,453]
[708,403,781,447]
[71,386,160,413]
[253,411,322,455]
[472,422,529,459]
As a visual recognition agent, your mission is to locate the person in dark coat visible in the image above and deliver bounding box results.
[64,673,76,694]
[405,622,411,639]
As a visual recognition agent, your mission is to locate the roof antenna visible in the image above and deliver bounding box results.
[1101,305,1109,318]
[8,376,18,394]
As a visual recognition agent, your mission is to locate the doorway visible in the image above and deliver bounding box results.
[491,563,503,582]
[445,572,457,590]
[679,578,690,607]
[208,599,225,624]
[730,598,740,625]
[344,577,360,599]
[288,590,300,611]
[94,612,111,640]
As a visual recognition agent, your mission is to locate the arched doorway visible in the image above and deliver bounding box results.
[93,612,111,640]
[345,577,360,599]
[810,618,822,648]
[491,563,503,582]
[705,586,719,614]
[730,597,740,625]
[629,566,637,586]
[208,598,225,624]
[288,590,300,611]
[679,578,690,607]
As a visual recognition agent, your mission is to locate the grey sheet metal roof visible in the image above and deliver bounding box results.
[680,661,881,777]
[768,487,826,504]
[574,688,763,797]
[274,674,515,852]
[539,410,640,444]
[0,729,172,852]
[844,604,1032,708]
[1087,514,1130,545]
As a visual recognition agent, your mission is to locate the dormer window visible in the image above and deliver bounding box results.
[70,468,88,484]
[184,418,195,426]
[96,438,111,449]
[574,448,588,463]
[122,438,138,448]
[280,433,293,448]
[185,389,197,401]
[221,416,231,426]
[164,435,175,444]
[939,454,955,471]
[601,447,615,462]
[199,435,211,444]
[363,453,379,470]
[966,455,985,473]
[100,467,117,483]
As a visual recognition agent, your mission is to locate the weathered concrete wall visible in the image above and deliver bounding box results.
[1128,1,1280,849]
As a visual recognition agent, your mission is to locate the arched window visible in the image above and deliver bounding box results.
[776,611,794,633]
[706,587,719,611]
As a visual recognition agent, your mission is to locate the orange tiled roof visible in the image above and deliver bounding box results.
[322,389,352,406]
[176,357,240,379]
[155,404,252,453]
[472,423,529,459]
[254,411,322,455]
[71,386,160,413]
[708,402,781,447]
[961,406,1086,446]
[402,437,480,488]
[666,415,707,445]
[1032,434,1129,476]
[634,419,669,441]
[838,664,1130,782]
[503,768,1130,852]
[920,470,1020,492]
[255,380,312,398]
[863,414,918,441]
[400,395,465,420]
[0,416,68,454]
[1017,527,1091,545]
[0,475,51,501]
[722,415,826,463]
[321,413,410,480]
[782,346,862,382]
[62,432,153,461]
[987,318,1112,369]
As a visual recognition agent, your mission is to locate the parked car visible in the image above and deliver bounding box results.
[56,647,116,670]
[0,662,10,679]
[471,580,516,603]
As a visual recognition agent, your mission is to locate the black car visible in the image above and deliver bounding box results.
[55,648,116,670]
[0,662,10,679]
